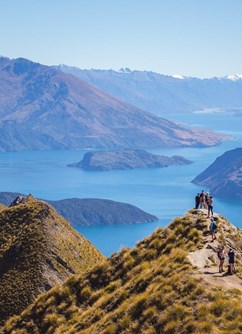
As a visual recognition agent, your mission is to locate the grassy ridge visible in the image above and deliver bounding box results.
[0,197,104,325]
[0,204,7,212]
[2,210,242,334]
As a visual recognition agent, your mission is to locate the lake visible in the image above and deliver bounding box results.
[0,110,241,256]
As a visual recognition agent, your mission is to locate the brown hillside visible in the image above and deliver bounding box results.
[0,197,104,325]
[192,147,242,200]
[0,204,7,212]
[2,209,241,334]
[0,57,230,152]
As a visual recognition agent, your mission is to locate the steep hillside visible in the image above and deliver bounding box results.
[0,197,104,325]
[0,57,229,152]
[0,204,7,212]
[55,65,242,115]
[0,192,158,226]
[192,147,242,200]
[68,149,192,171]
[3,210,241,334]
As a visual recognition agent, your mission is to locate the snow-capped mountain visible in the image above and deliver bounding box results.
[54,64,242,115]
[225,74,242,81]
[0,56,227,152]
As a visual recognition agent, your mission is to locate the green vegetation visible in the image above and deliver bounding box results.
[2,210,242,334]
[0,198,104,325]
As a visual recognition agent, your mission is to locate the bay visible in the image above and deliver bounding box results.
[0,111,241,256]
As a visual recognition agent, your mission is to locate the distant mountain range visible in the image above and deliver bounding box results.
[0,56,229,152]
[192,147,242,200]
[55,64,242,115]
[0,192,158,225]
[68,149,192,171]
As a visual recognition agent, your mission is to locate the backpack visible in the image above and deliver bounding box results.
[211,221,217,230]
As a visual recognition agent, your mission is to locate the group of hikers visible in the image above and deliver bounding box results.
[195,190,236,275]
[217,245,236,275]
[195,190,213,217]
[210,219,236,275]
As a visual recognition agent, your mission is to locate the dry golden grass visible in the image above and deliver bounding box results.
[0,198,104,325]
[1,210,242,333]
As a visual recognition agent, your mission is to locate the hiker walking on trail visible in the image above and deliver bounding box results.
[209,217,217,241]
[228,248,235,274]
[217,246,225,273]
[207,195,214,218]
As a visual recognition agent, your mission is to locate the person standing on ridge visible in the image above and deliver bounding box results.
[209,217,217,241]
[195,193,200,209]
[207,195,214,218]
[200,190,206,209]
[217,246,225,273]
[228,248,235,274]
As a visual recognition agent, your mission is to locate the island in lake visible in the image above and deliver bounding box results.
[68,149,193,171]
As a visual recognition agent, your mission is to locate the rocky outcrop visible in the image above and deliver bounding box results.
[68,149,192,171]
[192,147,242,200]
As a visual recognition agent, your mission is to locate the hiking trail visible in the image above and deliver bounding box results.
[187,209,242,291]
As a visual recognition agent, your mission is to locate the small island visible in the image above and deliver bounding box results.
[68,149,192,171]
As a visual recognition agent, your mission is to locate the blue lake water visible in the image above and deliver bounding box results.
[0,111,241,256]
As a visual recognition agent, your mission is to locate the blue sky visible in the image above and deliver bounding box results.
[1,0,242,77]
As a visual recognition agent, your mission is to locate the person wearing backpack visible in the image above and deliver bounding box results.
[207,195,214,218]
[209,217,217,241]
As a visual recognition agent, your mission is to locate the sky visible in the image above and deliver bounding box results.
[1,0,242,78]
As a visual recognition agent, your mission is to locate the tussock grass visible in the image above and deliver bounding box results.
[2,210,242,334]
[0,198,104,325]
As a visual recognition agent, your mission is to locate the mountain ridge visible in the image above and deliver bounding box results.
[0,197,104,325]
[55,64,242,115]
[2,209,241,333]
[0,56,230,152]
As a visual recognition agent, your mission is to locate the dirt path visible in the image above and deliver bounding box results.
[187,210,242,291]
